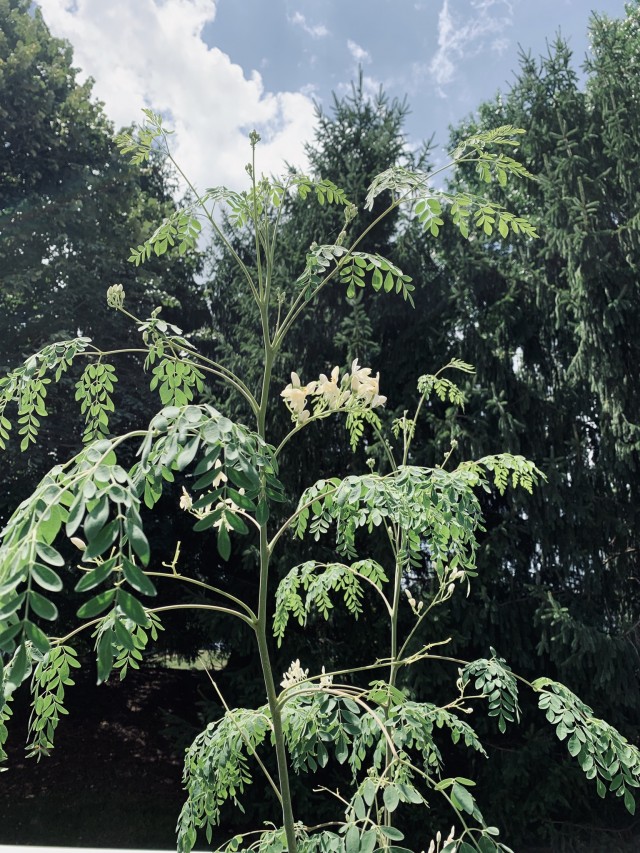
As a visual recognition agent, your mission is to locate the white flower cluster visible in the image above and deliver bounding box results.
[281,359,386,425]
[279,660,333,690]
[280,659,309,689]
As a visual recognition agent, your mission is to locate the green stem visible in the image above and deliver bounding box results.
[382,531,405,827]
[254,294,298,850]
[144,570,256,619]
[148,602,254,626]
[256,523,298,853]
[250,141,265,301]
[163,140,260,306]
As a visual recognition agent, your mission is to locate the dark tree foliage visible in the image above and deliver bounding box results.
[0,0,206,513]
[422,6,640,846]
[202,14,640,846]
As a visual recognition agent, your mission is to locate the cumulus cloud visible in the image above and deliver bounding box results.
[289,11,329,39]
[429,0,513,94]
[347,39,371,64]
[36,0,316,191]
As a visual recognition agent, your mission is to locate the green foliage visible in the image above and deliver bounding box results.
[177,705,272,850]
[296,245,415,304]
[149,358,205,406]
[113,612,164,680]
[461,651,521,734]
[273,559,388,644]
[294,466,486,578]
[133,403,283,517]
[534,678,640,814]
[114,107,168,165]
[363,125,539,243]
[26,645,80,759]
[75,362,118,443]
[0,338,92,450]
[128,210,202,265]
[465,453,543,496]
[0,703,11,767]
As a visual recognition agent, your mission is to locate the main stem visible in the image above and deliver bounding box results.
[384,534,404,825]
[256,333,298,853]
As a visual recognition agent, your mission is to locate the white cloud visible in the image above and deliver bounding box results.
[36,0,316,191]
[491,36,510,56]
[290,11,329,39]
[347,39,371,64]
[429,0,513,94]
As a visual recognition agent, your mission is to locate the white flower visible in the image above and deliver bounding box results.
[317,366,346,409]
[349,359,386,407]
[281,371,315,423]
[210,459,228,490]
[319,666,333,687]
[106,283,125,309]
[280,659,309,689]
[179,487,193,511]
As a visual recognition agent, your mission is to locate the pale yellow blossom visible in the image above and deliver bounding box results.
[319,666,333,687]
[316,366,344,409]
[210,459,228,490]
[349,359,387,407]
[282,362,385,424]
[280,371,315,423]
[280,659,309,689]
[179,487,193,511]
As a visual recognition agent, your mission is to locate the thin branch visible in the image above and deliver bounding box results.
[203,669,282,805]
[149,602,255,627]
[144,570,256,621]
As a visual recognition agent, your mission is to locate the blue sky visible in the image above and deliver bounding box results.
[209,0,628,149]
[37,0,628,191]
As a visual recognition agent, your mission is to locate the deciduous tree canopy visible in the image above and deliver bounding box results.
[0,0,206,510]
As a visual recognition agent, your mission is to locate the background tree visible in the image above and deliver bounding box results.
[424,5,640,844]
[199,10,640,847]
[0,0,207,513]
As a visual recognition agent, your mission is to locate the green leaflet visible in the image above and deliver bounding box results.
[177,706,272,853]
[26,645,79,759]
[273,559,388,645]
[461,651,521,734]
[0,338,92,452]
[75,362,118,444]
[534,678,640,813]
